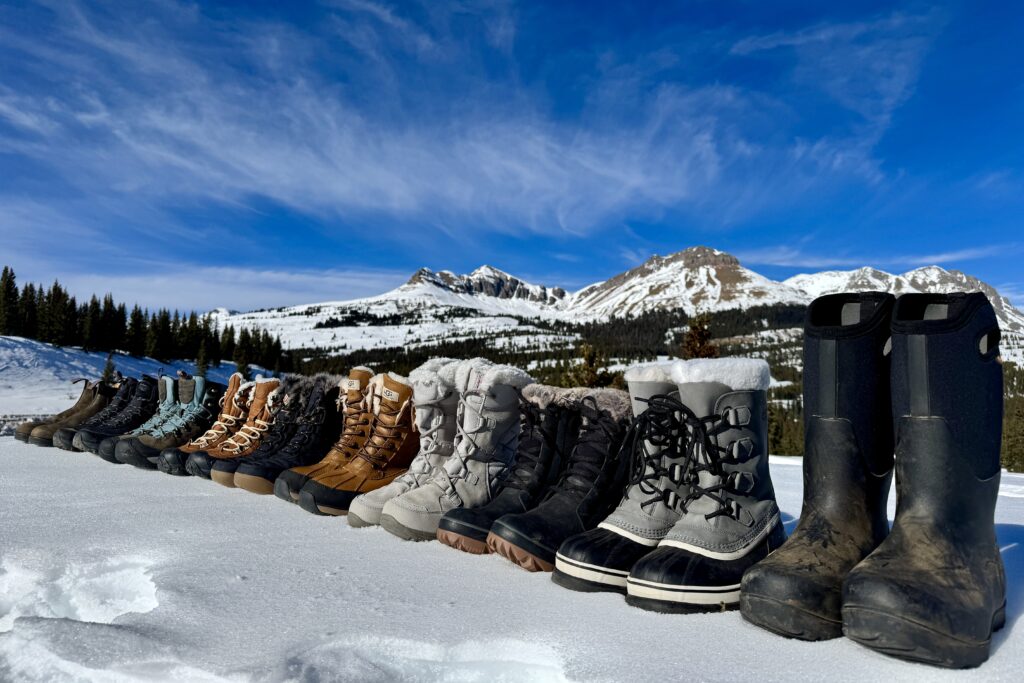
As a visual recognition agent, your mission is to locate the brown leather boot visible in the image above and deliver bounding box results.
[274,366,374,503]
[157,373,252,476]
[297,372,418,515]
[192,377,281,481]
[16,378,99,442]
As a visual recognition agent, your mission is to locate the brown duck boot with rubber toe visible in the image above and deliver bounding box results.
[16,378,97,443]
[297,372,417,516]
[274,366,374,504]
[192,377,280,483]
[158,373,251,476]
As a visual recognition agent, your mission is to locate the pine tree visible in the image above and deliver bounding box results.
[0,266,20,335]
[195,340,209,377]
[101,352,116,383]
[82,295,102,350]
[682,313,719,359]
[220,325,236,360]
[126,305,147,356]
[19,282,38,338]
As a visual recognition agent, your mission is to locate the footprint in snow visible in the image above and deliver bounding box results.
[0,556,159,632]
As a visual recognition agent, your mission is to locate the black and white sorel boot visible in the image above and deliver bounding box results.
[626,358,786,613]
[552,362,686,593]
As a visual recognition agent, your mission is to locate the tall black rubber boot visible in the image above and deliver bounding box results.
[740,292,895,640]
[842,292,1006,669]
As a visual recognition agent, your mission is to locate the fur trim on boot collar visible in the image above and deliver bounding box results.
[409,358,457,389]
[555,387,632,422]
[670,358,770,391]
[454,357,494,392]
[624,361,676,383]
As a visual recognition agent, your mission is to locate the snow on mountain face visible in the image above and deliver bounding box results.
[571,247,807,317]
[210,246,1024,363]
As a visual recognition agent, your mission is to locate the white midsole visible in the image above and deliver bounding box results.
[626,578,741,605]
[554,553,629,586]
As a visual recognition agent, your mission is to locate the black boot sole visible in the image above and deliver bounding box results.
[14,433,29,442]
[739,593,842,641]
[28,436,54,447]
[185,457,213,479]
[625,593,739,614]
[297,489,350,516]
[842,602,1005,669]
[551,566,627,595]
[157,452,191,476]
[273,477,302,504]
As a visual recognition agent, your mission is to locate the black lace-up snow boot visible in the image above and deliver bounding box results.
[741,292,895,640]
[486,389,631,572]
[842,292,1006,669]
[553,363,684,593]
[234,377,342,494]
[50,376,131,450]
[77,375,160,455]
[437,384,582,554]
[626,358,785,614]
[209,375,308,487]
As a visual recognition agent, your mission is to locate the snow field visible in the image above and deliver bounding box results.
[1,442,1021,682]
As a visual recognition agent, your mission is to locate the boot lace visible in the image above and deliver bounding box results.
[546,398,620,500]
[674,409,746,521]
[189,393,247,448]
[499,398,552,493]
[325,399,371,463]
[220,414,272,453]
[279,403,325,455]
[355,399,408,469]
[431,389,501,492]
[622,394,690,511]
[396,394,451,486]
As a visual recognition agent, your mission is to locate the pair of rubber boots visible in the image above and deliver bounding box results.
[209,374,343,494]
[274,366,421,514]
[740,291,1006,669]
[358,358,538,542]
[57,375,161,454]
[106,373,226,468]
[15,377,118,446]
[550,358,783,614]
[437,384,633,573]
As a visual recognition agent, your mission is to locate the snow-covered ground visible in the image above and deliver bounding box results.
[1,442,1020,682]
[0,336,256,416]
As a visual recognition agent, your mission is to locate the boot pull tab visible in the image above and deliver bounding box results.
[977,327,1001,361]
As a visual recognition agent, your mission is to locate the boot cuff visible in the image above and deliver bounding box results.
[522,383,574,409]
[553,387,631,421]
[409,358,458,388]
[670,358,770,391]
[623,361,675,383]
[805,292,895,339]
[482,364,533,390]
[891,292,994,334]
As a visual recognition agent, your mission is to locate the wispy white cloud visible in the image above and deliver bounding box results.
[736,243,1020,271]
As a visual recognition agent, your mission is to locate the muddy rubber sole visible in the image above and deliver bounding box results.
[234,473,275,495]
[842,602,1005,669]
[486,532,554,572]
[380,514,437,542]
[437,529,490,554]
[739,593,842,641]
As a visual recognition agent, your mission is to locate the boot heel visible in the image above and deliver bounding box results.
[993,601,1006,632]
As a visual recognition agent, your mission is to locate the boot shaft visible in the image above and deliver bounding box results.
[510,384,584,497]
[328,366,375,459]
[410,358,460,467]
[889,292,1003,534]
[451,360,533,466]
[358,372,416,467]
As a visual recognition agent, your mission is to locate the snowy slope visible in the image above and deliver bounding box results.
[1,442,1021,682]
[0,336,255,416]
[209,247,1024,365]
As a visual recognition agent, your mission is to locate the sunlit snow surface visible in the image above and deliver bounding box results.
[1,442,1021,683]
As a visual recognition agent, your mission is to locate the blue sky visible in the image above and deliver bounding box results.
[1,0,1022,311]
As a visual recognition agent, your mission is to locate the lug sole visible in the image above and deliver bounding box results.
[842,602,1005,669]
[210,469,237,488]
[233,473,275,495]
[347,511,378,528]
[437,529,490,554]
[28,436,54,447]
[53,432,79,451]
[625,578,741,614]
[14,432,30,442]
[739,593,842,641]
[486,532,554,572]
[380,514,437,542]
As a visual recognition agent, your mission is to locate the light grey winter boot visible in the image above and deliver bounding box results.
[348,358,460,527]
[625,358,787,613]
[380,360,533,541]
[553,361,687,593]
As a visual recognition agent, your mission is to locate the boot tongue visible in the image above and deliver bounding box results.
[676,381,733,418]
[156,377,169,404]
[189,377,206,407]
[178,378,197,405]
[344,367,373,406]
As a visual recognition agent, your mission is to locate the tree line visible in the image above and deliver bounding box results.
[0,266,290,378]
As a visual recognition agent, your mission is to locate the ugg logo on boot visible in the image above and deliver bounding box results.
[382,387,400,402]
[345,379,361,390]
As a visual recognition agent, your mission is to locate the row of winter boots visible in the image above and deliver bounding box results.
[740,291,1006,669]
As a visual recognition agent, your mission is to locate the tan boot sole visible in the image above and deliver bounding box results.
[210,469,236,488]
[486,532,554,572]
[437,529,490,554]
[233,473,274,495]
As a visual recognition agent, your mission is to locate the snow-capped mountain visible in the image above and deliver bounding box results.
[211,246,1024,362]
